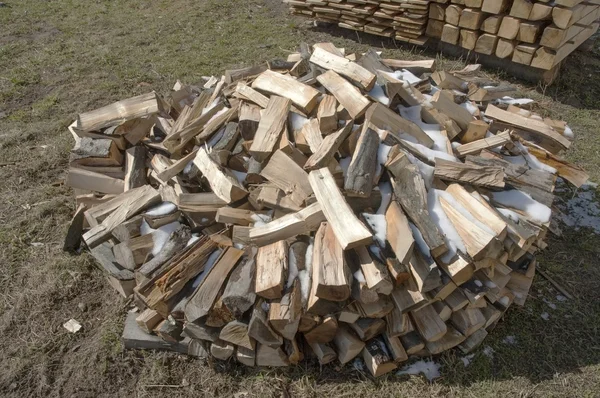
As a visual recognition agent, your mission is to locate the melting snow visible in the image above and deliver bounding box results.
[503,336,517,345]
[461,354,475,367]
[541,312,550,321]
[557,182,600,233]
[397,360,441,382]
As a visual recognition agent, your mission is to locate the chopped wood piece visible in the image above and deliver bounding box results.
[332,325,365,365]
[76,92,166,132]
[304,315,339,344]
[310,46,376,91]
[261,150,313,206]
[304,122,353,171]
[344,125,379,197]
[356,246,393,295]
[64,203,86,252]
[318,95,338,134]
[221,248,257,319]
[248,202,325,247]
[219,320,255,350]
[248,303,283,348]
[308,167,373,250]
[410,304,447,342]
[392,165,447,257]
[312,222,352,301]
[136,309,163,334]
[184,247,244,322]
[193,147,248,204]
[349,318,386,341]
[250,96,291,162]
[210,339,235,360]
[434,158,505,189]
[317,70,370,119]
[83,185,161,248]
[362,337,398,377]
[252,69,320,113]
[255,241,288,300]
[383,333,408,364]
[268,281,302,340]
[309,342,337,365]
[256,344,289,367]
[385,201,414,266]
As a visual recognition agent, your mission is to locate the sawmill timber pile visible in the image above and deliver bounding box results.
[64,42,588,376]
[284,0,433,44]
[284,0,599,76]
[431,0,600,70]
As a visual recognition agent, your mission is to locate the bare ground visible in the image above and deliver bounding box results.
[1,1,599,397]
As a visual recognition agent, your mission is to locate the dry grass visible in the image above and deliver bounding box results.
[1,1,600,397]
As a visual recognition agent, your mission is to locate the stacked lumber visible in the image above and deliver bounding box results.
[64,42,587,376]
[429,0,599,70]
[284,0,432,45]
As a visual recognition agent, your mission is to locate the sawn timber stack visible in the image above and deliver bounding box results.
[64,42,587,377]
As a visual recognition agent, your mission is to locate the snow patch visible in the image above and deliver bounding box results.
[482,346,494,358]
[377,181,392,215]
[362,213,386,246]
[492,190,551,224]
[145,202,177,216]
[397,360,441,382]
[368,84,390,106]
[461,354,475,367]
[557,182,600,233]
[503,336,517,345]
[286,246,298,288]
[541,312,550,321]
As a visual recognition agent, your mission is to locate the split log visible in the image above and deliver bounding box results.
[308,167,373,250]
[312,222,352,301]
[255,240,288,300]
[392,165,447,257]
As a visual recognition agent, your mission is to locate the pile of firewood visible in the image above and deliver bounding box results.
[64,42,588,376]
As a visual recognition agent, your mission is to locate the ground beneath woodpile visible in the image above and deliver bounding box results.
[1,1,599,397]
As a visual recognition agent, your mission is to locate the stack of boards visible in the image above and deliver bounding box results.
[428,0,599,70]
[64,42,588,377]
[284,0,432,44]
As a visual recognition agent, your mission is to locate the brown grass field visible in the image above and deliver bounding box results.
[1,1,600,397]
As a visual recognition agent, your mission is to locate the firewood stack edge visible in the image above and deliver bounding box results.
[64,42,588,377]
